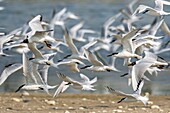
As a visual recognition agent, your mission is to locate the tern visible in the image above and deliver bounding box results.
[81,49,117,72]
[133,0,170,16]
[15,52,57,93]
[107,29,142,59]
[23,15,55,47]
[54,59,85,73]
[128,51,168,91]
[53,73,97,97]
[3,43,29,54]
[107,80,149,105]
[0,34,14,56]
[26,43,56,66]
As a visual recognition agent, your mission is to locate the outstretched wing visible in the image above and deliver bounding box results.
[28,15,44,32]
[58,73,81,86]
[0,63,22,85]
[107,86,132,97]
[53,81,70,97]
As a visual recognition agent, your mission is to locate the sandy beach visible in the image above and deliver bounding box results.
[0,93,170,113]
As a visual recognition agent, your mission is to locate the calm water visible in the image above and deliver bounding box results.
[0,0,170,95]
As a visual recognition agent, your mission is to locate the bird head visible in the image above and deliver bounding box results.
[22,38,29,43]
[128,61,136,66]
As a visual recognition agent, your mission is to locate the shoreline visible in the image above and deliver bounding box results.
[0,93,170,113]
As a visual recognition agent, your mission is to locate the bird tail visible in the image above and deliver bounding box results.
[141,95,149,105]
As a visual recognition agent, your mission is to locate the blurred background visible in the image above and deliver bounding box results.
[0,0,170,95]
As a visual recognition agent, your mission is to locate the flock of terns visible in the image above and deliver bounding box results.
[1,0,170,105]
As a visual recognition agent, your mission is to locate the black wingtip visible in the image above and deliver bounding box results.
[107,53,118,57]
[120,73,129,77]
[15,84,25,93]
[106,86,115,92]
[80,65,92,69]
[117,97,126,103]
[5,63,14,68]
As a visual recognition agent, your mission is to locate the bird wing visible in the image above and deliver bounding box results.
[161,0,170,5]
[0,63,22,85]
[143,51,157,61]
[32,63,46,85]
[84,49,103,66]
[53,81,70,97]
[63,25,79,54]
[39,65,49,83]
[161,21,170,36]
[89,77,97,84]
[107,86,132,97]
[80,73,90,82]
[58,73,81,86]
[28,15,44,32]
[101,12,121,38]
[122,29,139,53]
[22,52,31,77]
[0,34,14,54]
[131,61,153,91]
[70,21,84,38]
[149,18,164,35]
[155,0,163,11]
[27,43,44,59]
[133,39,160,53]
[23,52,39,84]
[80,40,97,55]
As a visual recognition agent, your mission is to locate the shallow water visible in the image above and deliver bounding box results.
[0,0,170,95]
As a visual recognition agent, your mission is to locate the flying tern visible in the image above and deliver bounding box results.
[53,73,97,97]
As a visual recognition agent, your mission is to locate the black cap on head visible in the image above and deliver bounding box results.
[40,15,43,21]
[128,62,136,66]
[29,58,35,60]
[22,39,29,43]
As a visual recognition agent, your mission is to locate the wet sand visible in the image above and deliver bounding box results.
[0,93,170,113]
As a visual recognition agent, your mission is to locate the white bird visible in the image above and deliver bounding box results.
[107,80,149,105]
[70,21,84,39]
[53,73,97,97]
[101,12,122,39]
[107,29,142,66]
[23,15,55,46]
[59,22,88,60]
[81,49,117,72]
[133,0,170,16]
[28,15,44,32]
[107,29,142,59]
[50,8,79,37]
[3,43,30,54]
[0,34,14,56]
[15,52,57,93]
[26,43,56,66]
[128,51,168,91]
[54,59,85,73]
